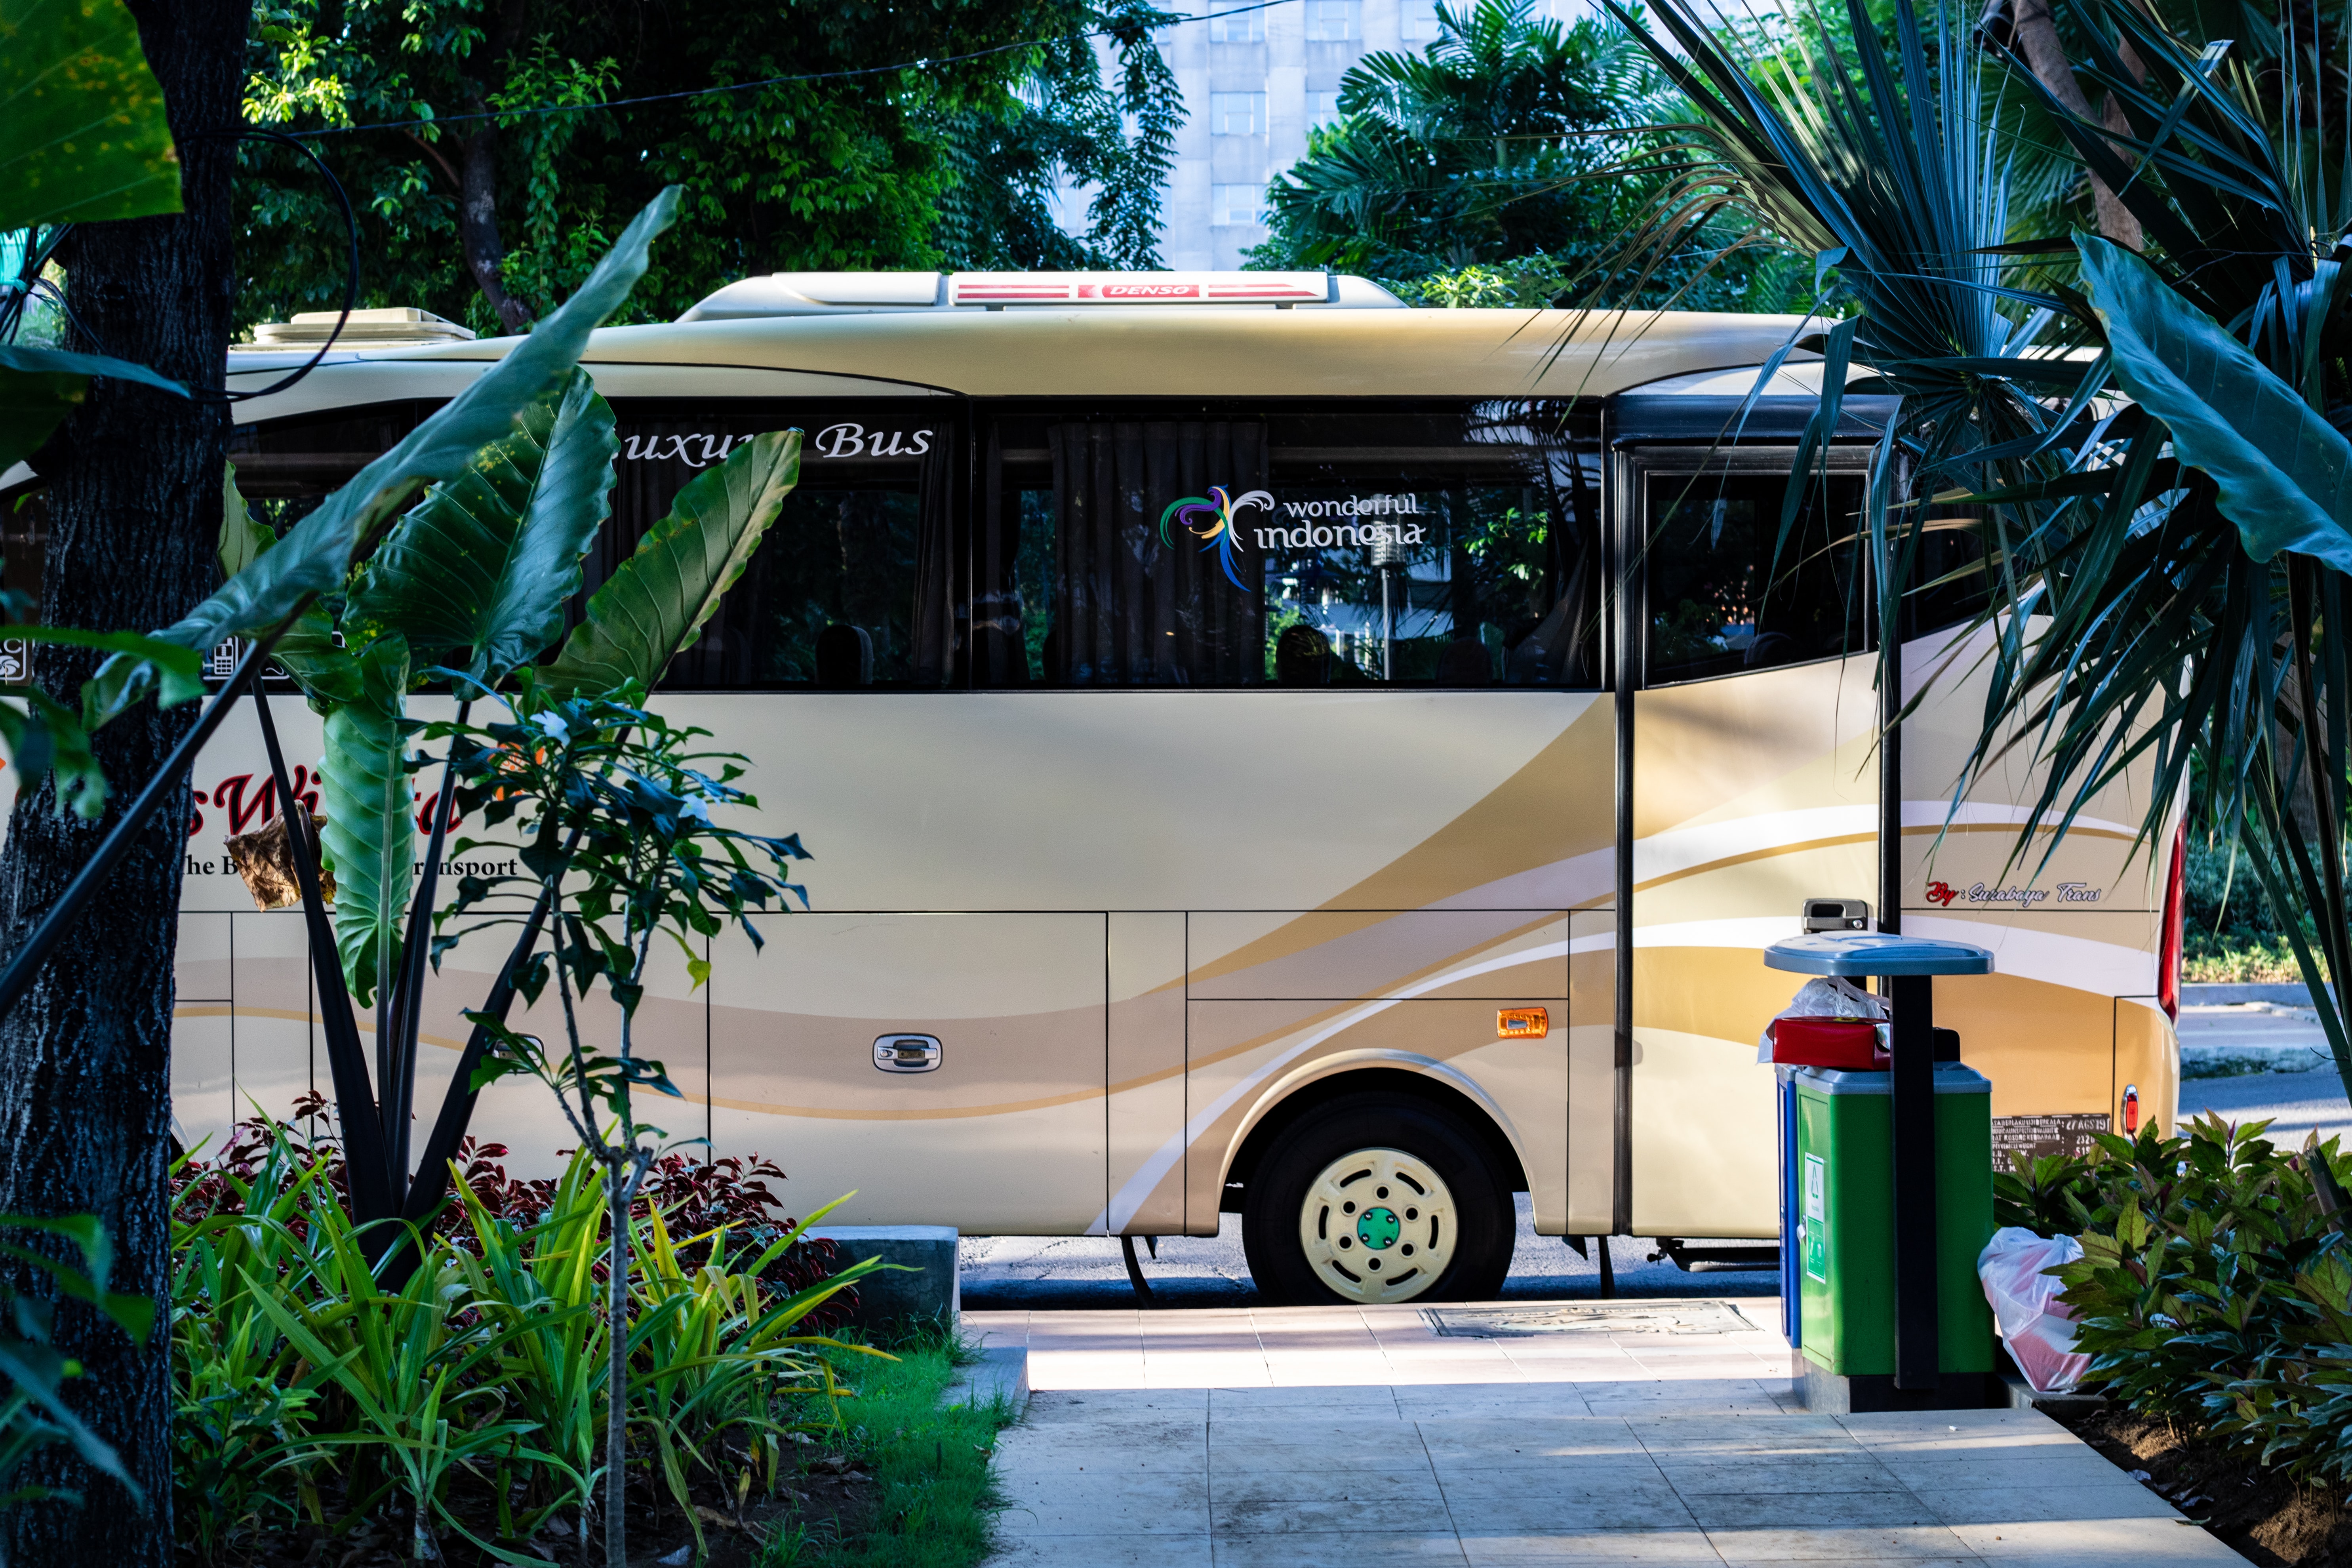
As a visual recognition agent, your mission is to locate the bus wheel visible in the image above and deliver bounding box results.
[1242,1093,1514,1306]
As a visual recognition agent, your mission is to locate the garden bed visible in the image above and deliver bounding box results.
[2051,1404,2351,1567]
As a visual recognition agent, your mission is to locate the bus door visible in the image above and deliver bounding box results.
[1612,402,1885,1240]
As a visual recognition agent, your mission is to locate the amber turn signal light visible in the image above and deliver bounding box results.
[1497,1007,1548,1040]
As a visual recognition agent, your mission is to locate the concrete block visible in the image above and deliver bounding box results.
[943,1345,1030,1412]
[809,1224,959,1330]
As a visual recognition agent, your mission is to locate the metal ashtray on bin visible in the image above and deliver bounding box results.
[1764,931,1998,1413]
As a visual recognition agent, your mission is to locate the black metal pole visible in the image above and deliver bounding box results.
[1888,971,1939,1389]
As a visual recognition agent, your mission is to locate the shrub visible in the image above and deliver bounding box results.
[169,1108,870,1562]
[1997,1116,2352,1485]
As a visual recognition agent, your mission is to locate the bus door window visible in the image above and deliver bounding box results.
[977,400,1601,689]
[1643,471,1869,686]
[606,400,958,690]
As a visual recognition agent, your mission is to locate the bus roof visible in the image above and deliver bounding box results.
[218,307,1821,426]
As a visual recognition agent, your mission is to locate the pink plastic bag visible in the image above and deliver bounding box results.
[1977,1226,2089,1394]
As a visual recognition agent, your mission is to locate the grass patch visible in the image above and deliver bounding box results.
[766,1318,1018,1568]
[2185,932,2320,985]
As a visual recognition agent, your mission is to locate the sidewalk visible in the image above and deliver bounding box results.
[971,1300,2240,1566]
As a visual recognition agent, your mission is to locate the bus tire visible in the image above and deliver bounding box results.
[1241,1092,1514,1306]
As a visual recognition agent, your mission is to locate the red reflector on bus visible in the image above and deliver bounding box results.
[1497,1008,1548,1039]
[2122,1084,2140,1135]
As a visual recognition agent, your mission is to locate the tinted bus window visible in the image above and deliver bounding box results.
[980,400,1600,688]
[1644,471,1868,685]
[610,400,957,689]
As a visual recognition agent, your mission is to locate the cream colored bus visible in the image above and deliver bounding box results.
[34,271,2184,1305]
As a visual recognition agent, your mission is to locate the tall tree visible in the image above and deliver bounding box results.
[237,0,1183,334]
[0,0,246,1557]
[1246,0,1800,309]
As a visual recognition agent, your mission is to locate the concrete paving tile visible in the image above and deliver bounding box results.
[1652,1452,1903,1494]
[1212,1385,1400,1417]
[983,1535,1214,1567]
[1947,1516,2249,1560]
[1021,1390,1208,1424]
[1428,1482,1698,1533]
[994,1425,1207,1473]
[1678,1491,1940,1531]
[1211,1426,1436,1475]
[1456,1528,1727,1563]
[1698,1524,1974,1561]
[1212,1532,1473,1566]
[1211,1469,1448,1533]
[994,1470,1211,1535]
[1393,1384,1593,1418]
[1414,1417,1645,1461]
[1872,1451,2141,1491]
[1433,1464,1678,1505]
[1910,1482,2182,1525]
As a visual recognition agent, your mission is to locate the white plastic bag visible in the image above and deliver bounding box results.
[1756,975,1887,1062]
[1977,1226,2089,1394]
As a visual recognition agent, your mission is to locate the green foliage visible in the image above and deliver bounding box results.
[170,1120,875,1560]
[236,0,1185,335]
[1999,1117,2352,1485]
[315,632,412,1008]
[541,429,800,699]
[2077,234,2352,572]
[0,0,182,231]
[0,1214,152,1514]
[1250,0,1788,309]
[345,367,618,685]
[766,1324,1019,1568]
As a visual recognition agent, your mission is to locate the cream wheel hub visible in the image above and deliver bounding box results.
[1297,1147,1456,1304]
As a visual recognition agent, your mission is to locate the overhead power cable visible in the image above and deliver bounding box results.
[286,0,1294,141]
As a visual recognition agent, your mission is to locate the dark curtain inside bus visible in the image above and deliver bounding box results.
[1042,420,1267,684]
[605,404,959,688]
[983,401,1600,689]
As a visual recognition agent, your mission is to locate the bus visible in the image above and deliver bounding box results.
[6,270,2182,1305]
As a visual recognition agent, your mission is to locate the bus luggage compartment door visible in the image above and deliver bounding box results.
[706,913,1108,1234]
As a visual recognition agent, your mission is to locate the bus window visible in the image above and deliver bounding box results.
[607,400,957,690]
[1644,470,1868,685]
[980,400,1600,688]
[1900,516,1993,640]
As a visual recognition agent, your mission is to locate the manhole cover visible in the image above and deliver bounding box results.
[1421,1301,1759,1338]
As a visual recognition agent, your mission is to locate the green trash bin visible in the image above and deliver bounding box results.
[1794,1062,1995,1391]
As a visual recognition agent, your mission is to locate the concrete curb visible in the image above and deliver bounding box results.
[941,1345,1028,1413]
[2183,981,2329,1007]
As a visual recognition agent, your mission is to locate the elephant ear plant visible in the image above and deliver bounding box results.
[429,680,814,1568]
[0,178,809,1260]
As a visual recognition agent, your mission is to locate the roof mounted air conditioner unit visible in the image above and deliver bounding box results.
[676,271,1403,321]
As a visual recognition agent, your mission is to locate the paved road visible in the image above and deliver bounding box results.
[2179,1065,2352,1145]
[962,1196,1777,1311]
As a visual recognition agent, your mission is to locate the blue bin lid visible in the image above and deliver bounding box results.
[1763,931,1994,977]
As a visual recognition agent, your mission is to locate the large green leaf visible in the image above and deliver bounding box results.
[345,370,617,684]
[317,633,412,1008]
[540,430,800,697]
[217,461,273,579]
[2078,236,2352,571]
[83,185,683,725]
[0,0,181,231]
[0,343,188,472]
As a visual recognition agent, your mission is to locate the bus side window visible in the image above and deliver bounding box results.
[978,401,1602,689]
[607,401,958,690]
[1644,470,1869,686]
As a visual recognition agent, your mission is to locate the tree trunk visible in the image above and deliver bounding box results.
[2002,0,2145,249]
[0,0,243,1558]
[460,117,535,334]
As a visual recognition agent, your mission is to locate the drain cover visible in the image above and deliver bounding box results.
[1421,1301,1759,1338]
